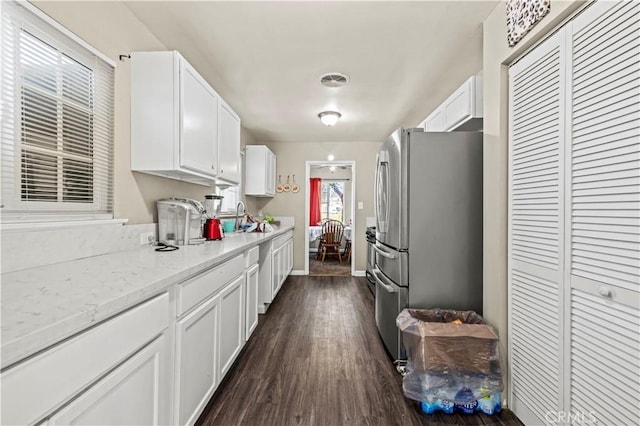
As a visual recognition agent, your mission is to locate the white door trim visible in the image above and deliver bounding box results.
[304,160,356,276]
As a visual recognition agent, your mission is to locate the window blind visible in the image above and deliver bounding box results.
[1,1,114,220]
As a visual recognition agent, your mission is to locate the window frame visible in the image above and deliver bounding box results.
[218,151,244,216]
[320,180,345,223]
[1,1,115,223]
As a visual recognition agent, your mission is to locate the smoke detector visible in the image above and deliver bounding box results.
[320,72,350,88]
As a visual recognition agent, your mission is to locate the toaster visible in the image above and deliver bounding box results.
[157,198,206,245]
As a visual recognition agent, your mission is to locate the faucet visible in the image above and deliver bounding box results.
[235,201,246,231]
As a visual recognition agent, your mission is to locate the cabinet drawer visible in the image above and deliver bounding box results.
[1,293,169,426]
[177,254,244,316]
[245,246,259,268]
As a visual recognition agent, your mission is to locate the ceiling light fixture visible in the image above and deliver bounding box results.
[318,111,341,126]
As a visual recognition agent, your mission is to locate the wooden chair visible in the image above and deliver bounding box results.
[315,218,330,259]
[319,220,345,263]
[342,238,352,263]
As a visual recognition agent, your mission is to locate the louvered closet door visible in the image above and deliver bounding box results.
[508,29,566,425]
[567,2,640,425]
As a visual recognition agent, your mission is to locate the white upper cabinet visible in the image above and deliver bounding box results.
[421,75,483,132]
[131,51,241,186]
[180,60,218,176]
[423,108,446,131]
[217,100,241,184]
[245,145,276,197]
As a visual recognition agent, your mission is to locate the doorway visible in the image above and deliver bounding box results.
[304,161,356,276]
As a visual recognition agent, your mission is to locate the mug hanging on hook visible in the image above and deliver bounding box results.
[283,175,291,192]
[291,175,300,193]
[276,175,284,193]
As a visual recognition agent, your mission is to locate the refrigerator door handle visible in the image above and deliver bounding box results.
[372,268,397,293]
[373,243,398,259]
[375,159,390,233]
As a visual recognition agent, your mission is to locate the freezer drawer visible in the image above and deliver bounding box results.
[373,268,408,361]
[374,243,408,287]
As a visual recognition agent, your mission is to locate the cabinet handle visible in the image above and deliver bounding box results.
[211,165,215,170]
[220,169,224,174]
[598,286,612,298]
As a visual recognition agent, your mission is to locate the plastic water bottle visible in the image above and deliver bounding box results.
[453,388,478,414]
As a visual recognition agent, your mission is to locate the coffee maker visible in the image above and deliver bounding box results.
[157,198,206,245]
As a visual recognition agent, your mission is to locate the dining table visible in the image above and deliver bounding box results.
[308,225,352,242]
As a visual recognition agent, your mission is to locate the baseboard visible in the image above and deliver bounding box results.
[288,270,364,276]
[258,304,268,314]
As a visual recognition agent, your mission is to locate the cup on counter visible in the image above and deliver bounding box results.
[222,220,235,233]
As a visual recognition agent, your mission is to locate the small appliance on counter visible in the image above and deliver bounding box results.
[157,198,206,245]
[202,194,225,240]
[204,218,224,240]
[203,194,223,219]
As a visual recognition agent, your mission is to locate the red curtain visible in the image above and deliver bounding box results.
[309,178,322,226]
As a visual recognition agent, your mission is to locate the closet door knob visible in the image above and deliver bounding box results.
[598,286,612,298]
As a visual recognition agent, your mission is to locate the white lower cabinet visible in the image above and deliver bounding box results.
[1,294,169,426]
[270,232,294,300]
[245,263,260,340]
[47,336,166,425]
[174,294,220,426]
[218,275,245,378]
[174,250,253,425]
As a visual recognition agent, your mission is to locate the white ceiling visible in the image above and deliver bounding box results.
[124,1,499,143]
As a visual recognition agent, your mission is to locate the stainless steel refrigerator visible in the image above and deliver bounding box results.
[372,128,483,360]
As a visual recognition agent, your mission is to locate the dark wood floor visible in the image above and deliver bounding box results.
[197,276,521,426]
[308,254,351,277]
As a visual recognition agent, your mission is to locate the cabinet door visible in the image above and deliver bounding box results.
[217,102,241,183]
[271,246,281,298]
[175,295,219,426]
[286,239,293,276]
[245,263,260,340]
[279,246,286,290]
[267,151,276,195]
[218,275,245,378]
[180,61,217,176]
[425,108,445,131]
[443,79,473,130]
[258,242,273,306]
[48,336,166,425]
[508,28,566,424]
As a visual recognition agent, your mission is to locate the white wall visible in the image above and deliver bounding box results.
[482,0,587,399]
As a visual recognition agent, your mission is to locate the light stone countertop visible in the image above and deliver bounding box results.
[1,225,294,370]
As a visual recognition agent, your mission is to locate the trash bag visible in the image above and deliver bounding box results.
[396,308,503,403]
